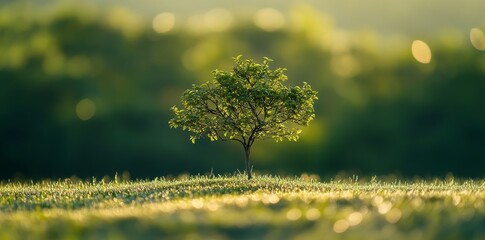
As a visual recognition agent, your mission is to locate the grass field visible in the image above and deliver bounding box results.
[0,174,484,240]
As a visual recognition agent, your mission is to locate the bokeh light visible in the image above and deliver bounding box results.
[203,8,233,32]
[411,40,432,64]
[76,98,96,121]
[152,12,175,33]
[106,6,144,39]
[289,5,334,49]
[181,41,219,70]
[347,212,363,226]
[331,53,360,78]
[331,31,351,54]
[305,208,321,220]
[470,28,485,50]
[333,219,349,233]
[2,0,485,182]
[377,201,393,214]
[185,9,233,34]
[186,14,205,35]
[286,208,302,221]
[385,208,402,223]
[253,8,285,31]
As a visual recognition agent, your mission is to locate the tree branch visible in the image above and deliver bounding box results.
[248,101,262,126]
[215,131,244,145]
[206,97,244,135]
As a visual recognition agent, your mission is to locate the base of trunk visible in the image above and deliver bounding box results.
[244,146,252,180]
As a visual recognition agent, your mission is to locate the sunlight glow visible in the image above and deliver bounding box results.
[333,219,349,233]
[181,41,219,70]
[3,175,483,238]
[286,208,302,221]
[253,8,285,32]
[331,53,360,78]
[305,208,321,220]
[262,194,280,205]
[347,212,363,226]
[331,31,351,53]
[385,208,402,223]
[289,5,334,49]
[378,201,393,214]
[203,8,233,32]
[191,199,204,209]
[470,28,485,50]
[152,12,175,33]
[373,196,384,206]
[186,14,205,35]
[106,6,144,39]
[76,98,96,121]
[411,40,432,64]
[185,9,233,34]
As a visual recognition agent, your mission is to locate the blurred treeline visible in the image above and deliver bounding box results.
[1,3,484,180]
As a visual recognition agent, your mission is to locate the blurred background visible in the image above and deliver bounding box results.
[1,0,485,180]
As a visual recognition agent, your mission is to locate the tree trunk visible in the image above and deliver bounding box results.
[244,145,252,180]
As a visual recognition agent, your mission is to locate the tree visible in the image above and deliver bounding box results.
[169,56,318,179]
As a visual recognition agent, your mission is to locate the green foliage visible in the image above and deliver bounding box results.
[1,4,485,179]
[0,175,484,239]
[169,55,318,146]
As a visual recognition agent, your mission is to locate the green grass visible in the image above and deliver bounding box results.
[0,174,484,240]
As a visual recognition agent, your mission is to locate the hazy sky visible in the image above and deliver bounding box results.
[8,0,485,36]
[98,0,485,33]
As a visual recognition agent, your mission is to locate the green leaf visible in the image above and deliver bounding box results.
[168,55,318,147]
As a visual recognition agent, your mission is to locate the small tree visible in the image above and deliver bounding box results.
[169,56,318,179]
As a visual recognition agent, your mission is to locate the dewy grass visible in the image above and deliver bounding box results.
[0,174,484,240]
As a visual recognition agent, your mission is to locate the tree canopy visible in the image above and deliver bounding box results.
[169,55,318,179]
